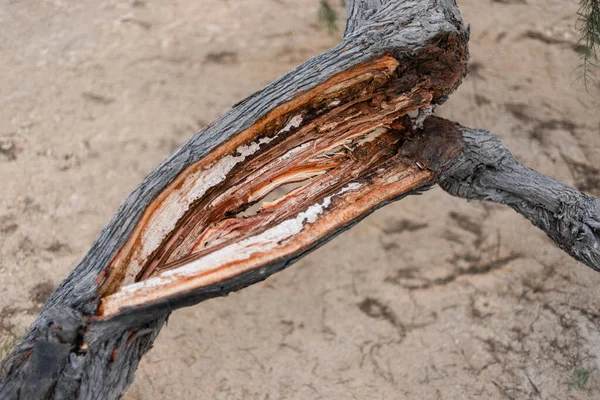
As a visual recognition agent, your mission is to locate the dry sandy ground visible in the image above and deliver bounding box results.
[2,0,600,399]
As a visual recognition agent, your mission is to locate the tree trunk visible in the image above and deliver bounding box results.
[1,1,598,399]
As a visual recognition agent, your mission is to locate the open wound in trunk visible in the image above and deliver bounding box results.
[97,56,450,318]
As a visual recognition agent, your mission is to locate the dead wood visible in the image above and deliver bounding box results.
[408,116,600,271]
[1,1,598,399]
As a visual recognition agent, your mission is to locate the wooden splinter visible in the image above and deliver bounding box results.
[1,2,475,398]
[98,56,450,319]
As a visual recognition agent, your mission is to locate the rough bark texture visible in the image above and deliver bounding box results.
[400,116,600,272]
[344,0,385,36]
[0,1,469,399]
[2,1,599,399]
[439,119,600,271]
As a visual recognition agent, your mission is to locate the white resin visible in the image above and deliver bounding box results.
[119,182,362,293]
[139,115,305,263]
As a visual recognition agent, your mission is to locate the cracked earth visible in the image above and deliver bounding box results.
[2,0,600,399]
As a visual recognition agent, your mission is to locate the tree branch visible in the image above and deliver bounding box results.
[2,1,598,399]
[406,116,600,271]
[1,1,469,399]
[344,0,386,37]
[344,0,464,39]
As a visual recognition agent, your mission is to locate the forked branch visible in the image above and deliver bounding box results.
[1,1,598,399]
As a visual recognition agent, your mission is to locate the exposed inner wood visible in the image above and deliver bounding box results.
[0,4,478,398]
[98,53,457,318]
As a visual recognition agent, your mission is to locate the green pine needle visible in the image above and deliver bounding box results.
[577,0,600,91]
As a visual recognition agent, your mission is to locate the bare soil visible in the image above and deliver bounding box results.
[2,0,600,399]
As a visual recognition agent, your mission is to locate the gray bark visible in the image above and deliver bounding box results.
[444,122,600,270]
[344,0,386,36]
[2,1,598,399]
[0,1,469,399]
[401,116,600,271]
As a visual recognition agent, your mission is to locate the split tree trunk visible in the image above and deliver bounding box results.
[2,1,599,399]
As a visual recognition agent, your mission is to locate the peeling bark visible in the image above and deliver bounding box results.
[1,0,598,399]
[0,1,469,398]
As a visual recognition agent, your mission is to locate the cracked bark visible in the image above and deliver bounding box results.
[1,1,599,399]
